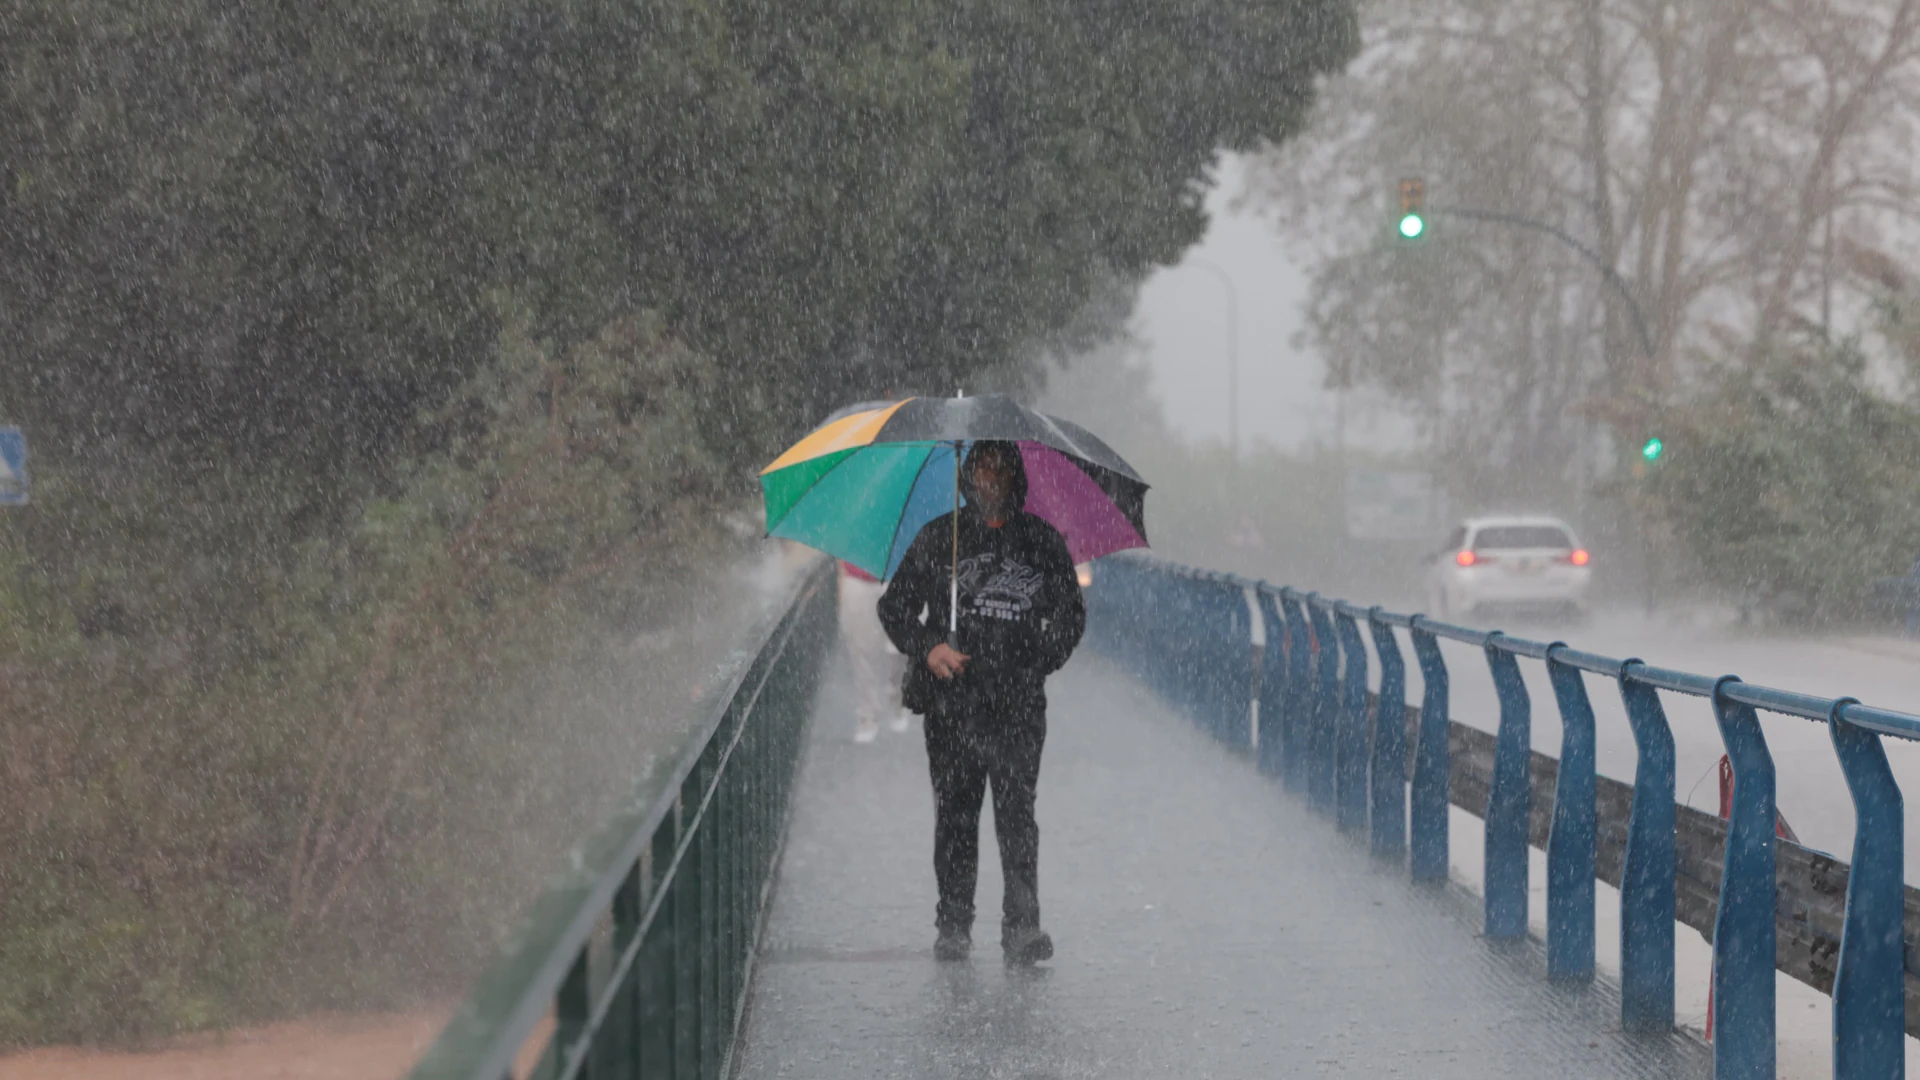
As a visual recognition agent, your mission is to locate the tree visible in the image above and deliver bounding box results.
[0,0,1360,487]
[1244,0,1920,500]
[863,0,1360,404]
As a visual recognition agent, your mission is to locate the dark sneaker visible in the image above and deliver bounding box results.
[934,929,971,962]
[1002,926,1053,965]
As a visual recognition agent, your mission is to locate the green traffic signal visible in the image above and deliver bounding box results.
[1641,437,1664,462]
[1397,178,1427,241]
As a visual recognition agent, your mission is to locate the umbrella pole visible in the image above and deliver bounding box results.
[949,440,960,643]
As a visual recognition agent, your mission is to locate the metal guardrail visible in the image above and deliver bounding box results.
[1084,554,1919,1080]
[408,559,836,1080]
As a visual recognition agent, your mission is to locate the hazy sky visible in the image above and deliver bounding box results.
[1133,154,1325,452]
[1135,154,1407,455]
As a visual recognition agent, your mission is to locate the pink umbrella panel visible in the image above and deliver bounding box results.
[1015,442,1148,566]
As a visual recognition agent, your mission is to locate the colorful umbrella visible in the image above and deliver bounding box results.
[760,394,1149,581]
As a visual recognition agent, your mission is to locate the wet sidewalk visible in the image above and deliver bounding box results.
[733,653,1711,1080]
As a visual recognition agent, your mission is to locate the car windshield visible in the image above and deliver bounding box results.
[1473,525,1572,550]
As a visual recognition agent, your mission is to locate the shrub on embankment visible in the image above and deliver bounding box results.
[1630,332,1920,625]
[0,316,747,1045]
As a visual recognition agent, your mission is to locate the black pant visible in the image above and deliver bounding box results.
[924,700,1046,935]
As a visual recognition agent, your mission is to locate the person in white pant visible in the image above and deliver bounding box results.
[839,561,911,742]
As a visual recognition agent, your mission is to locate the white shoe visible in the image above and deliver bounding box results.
[889,710,912,733]
[854,721,879,744]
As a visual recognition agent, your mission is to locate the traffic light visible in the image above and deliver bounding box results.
[1397,178,1427,240]
[1631,436,1664,478]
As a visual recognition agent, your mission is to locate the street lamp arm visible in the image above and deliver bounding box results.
[1430,205,1657,362]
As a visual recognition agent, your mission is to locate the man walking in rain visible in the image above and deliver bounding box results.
[879,440,1085,964]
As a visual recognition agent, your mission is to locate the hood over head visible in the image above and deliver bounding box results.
[960,440,1027,514]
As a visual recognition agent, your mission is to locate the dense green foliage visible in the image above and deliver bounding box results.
[0,0,1358,1046]
[1627,252,1920,621]
[1635,336,1920,622]
[0,315,747,1043]
[1,0,1357,478]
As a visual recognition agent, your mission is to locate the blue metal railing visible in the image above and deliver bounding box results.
[1086,554,1919,1080]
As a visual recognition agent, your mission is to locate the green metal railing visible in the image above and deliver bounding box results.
[409,558,835,1080]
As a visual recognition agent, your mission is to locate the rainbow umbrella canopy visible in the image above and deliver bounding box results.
[760,394,1149,580]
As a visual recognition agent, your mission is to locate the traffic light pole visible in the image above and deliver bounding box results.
[1428,205,1656,364]
[1426,204,1662,615]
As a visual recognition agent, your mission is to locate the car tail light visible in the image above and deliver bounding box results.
[1564,549,1591,567]
[1455,550,1477,567]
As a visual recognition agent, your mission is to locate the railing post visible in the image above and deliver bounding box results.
[639,827,676,1078]
[1483,634,1531,942]
[1281,591,1312,794]
[720,746,741,1038]
[1220,577,1256,751]
[558,947,593,1079]
[1306,596,1339,817]
[1543,645,1596,982]
[606,860,646,1080]
[1148,570,1184,718]
[1408,620,1450,884]
[1242,583,1266,755]
[1188,572,1213,738]
[1827,699,1904,1080]
[1188,572,1219,740]
[1616,667,1676,1035]
[701,754,724,1078]
[1334,609,1371,833]
[1256,588,1288,778]
[1131,566,1171,705]
[1367,611,1407,861]
[1710,677,1776,1080]
[1187,572,1228,738]
[673,789,700,1080]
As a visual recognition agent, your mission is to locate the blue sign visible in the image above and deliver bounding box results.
[0,427,27,506]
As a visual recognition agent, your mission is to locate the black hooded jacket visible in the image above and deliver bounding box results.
[878,444,1086,713]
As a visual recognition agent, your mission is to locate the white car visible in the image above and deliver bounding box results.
[1424,515,1592,621]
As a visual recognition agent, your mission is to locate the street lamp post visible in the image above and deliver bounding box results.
[1186,259,1241,463]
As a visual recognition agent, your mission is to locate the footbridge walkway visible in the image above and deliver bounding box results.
[408,555,1920,1080]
